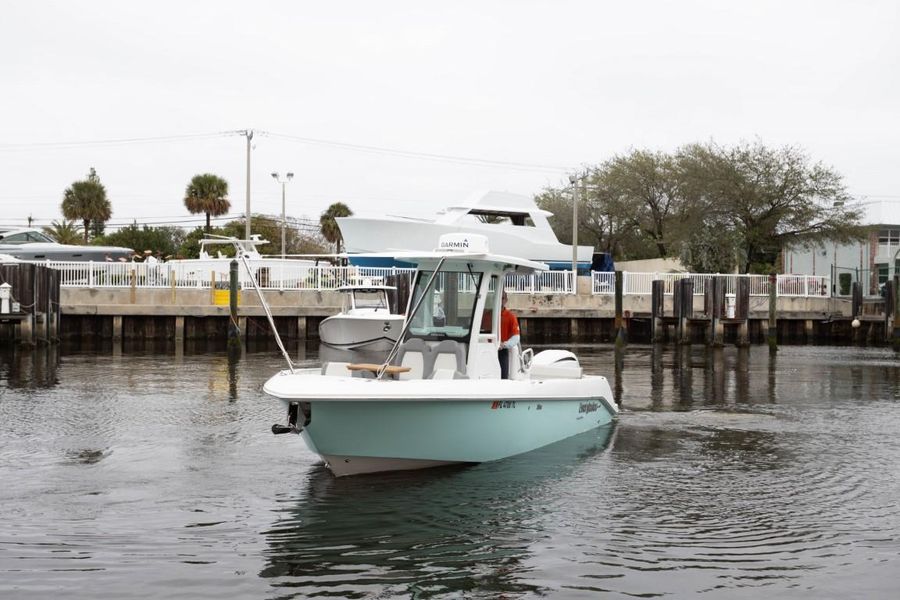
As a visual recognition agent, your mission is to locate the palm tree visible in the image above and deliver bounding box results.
[61,168,112,243]
[42,219,84,244]
[319,202,353,253]
[184,173,230,233]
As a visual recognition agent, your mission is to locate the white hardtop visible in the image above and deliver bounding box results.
[434,190,554,225]
[387,233,548,274]
[198,235,267,259]
[438,190,552,215]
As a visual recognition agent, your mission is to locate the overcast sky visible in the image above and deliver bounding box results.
[2,0,898,232]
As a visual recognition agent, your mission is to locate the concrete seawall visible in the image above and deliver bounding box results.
[41,279,894,348]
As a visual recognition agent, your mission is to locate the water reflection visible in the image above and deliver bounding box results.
[261,424,616,598]
[0,346,59,389]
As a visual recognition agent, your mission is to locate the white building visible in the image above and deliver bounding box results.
[783,199,900,297]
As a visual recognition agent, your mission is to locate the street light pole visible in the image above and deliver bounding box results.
[569,174,578,277]
[271,172,294,260]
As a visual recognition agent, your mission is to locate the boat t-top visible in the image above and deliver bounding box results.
[262,232,618,477]
[165,235,318,286]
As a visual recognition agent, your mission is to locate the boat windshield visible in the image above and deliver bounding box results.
[406,269,482,342]
[0,230,56,244]
[353,290,389,310]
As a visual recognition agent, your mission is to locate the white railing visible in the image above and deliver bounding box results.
[591,272,832,298]
[42,260,416,291]
[504,271,575,295]
[35,260,833,298]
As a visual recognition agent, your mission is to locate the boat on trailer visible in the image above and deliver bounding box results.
[318,284,405,351]
[261,233,618,477]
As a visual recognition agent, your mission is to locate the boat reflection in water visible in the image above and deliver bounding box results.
[260,423,616,597]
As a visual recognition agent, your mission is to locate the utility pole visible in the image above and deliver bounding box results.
[242,130,254,240]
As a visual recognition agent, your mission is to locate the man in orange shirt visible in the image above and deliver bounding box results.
[498,291,520,379]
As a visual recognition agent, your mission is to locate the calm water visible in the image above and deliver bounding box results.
[1,344,899,599]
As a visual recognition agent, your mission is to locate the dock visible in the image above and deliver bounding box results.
[1,262,898,348]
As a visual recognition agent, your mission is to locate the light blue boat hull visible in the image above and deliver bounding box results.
[299,396,615,469]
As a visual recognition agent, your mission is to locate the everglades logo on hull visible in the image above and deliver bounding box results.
[578,401,599,414]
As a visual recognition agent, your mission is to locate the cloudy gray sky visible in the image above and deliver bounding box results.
[2,0,898,232]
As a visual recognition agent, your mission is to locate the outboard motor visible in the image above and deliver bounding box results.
[271,401,309,434]
[529,349,583,379]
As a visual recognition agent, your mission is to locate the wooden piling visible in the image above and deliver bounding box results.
[894,274,900,351]
[735,277,750,346]
[614,270,626,348]
[112,316,123,342]
[174,316,185,344]
[708,276,724,346]
[767,271,777,353]
[676,279,693,344]
[227,260,241,349]
[650,279,664,343]
[297,316,308,340]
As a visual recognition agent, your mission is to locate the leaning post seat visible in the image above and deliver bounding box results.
[321,361,351,376]
[429,340,467,379]
[394,338,430,380]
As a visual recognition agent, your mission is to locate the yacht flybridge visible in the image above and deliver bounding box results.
[262,233,617,477]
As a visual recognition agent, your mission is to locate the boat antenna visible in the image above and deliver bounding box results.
[376,256,446,379]
[209,235,296,374]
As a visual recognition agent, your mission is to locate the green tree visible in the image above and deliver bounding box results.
[594,150,687,258]
[536,177,655,261]
[96,223,186,258]
[177,216,328,259]
[184,173,230,233]
[678,221,740,273]
[679,141,867,273]
[319,202,353,253]
[61,168,112,243]
[42,219,84,245]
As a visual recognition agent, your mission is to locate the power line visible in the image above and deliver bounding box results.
[263,130,570,173]
[0,128,572,173]
[4,212,324,233]
[0,131,236,151]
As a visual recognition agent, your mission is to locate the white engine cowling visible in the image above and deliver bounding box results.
[529,349,583,379]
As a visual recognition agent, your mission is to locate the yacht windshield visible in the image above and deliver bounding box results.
[406,269,482,342]
[0,230,56,244]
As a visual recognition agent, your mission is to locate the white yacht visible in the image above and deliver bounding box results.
[336,191,595,271]
[0,227,133,262]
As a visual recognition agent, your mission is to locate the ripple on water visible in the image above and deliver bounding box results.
[2,347,899,599]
